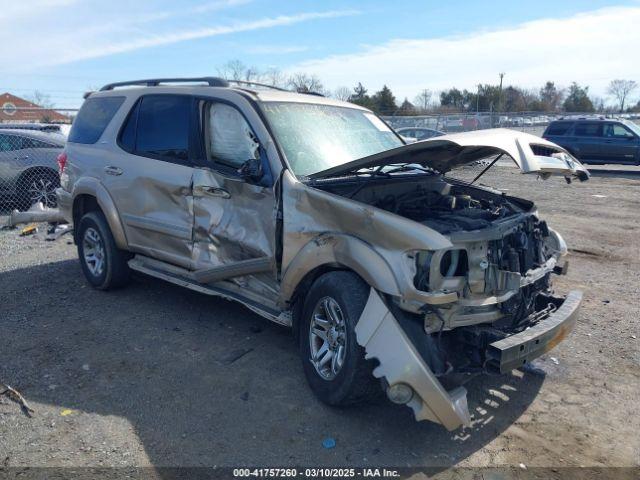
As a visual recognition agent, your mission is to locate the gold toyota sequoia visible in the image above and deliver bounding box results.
[56,77,588,430]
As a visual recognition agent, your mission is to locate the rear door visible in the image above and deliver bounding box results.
[103,94,196,269]
[571,122,603,162]
[602,122,640,164]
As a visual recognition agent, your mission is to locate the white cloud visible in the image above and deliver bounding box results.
[288,5,640,100]
[0,5,358,70]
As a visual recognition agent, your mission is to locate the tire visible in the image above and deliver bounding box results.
[77,211,131,290]
[299,271,379,406]
[17,169,60,211]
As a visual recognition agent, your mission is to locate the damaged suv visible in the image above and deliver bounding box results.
[57,77,588,430]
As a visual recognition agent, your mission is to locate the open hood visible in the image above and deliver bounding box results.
[308,128,590,181]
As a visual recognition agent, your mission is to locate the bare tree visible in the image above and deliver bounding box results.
[261,67,286,88]
[332,86,351,101]
[287,73,324,94]
[413,89,432,112]
[25,90,54,108]
[607,79,638,112]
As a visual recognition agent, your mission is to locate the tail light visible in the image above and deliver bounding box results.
[57,152,67,174]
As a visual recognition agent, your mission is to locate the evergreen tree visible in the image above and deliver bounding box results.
[563,82,595,112]
[372,85,397,115]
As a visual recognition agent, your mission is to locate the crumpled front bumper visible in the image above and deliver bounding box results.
[487,290,582,373]
[355,289,581,431]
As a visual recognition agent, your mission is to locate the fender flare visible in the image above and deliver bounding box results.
[72,177,128,249]
[280,233,402,304]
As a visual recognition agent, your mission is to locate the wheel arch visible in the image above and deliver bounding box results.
[281,233,402,338]
[71,178,128,249]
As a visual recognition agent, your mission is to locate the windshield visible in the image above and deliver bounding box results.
[622,119,640,137]
[261,102,403,176]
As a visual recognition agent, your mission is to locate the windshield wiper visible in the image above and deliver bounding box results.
[347,164,392,198]
[384,163,437,175]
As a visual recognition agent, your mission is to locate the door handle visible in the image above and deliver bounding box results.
[14,155,29,160]
[104,166,123,176]
[200,186,231,199]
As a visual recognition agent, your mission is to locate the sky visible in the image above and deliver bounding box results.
[1,0,639,109]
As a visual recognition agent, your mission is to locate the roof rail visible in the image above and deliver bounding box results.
[226,79,289,92]
[99,77,229,91]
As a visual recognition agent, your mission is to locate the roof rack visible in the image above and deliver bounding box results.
[99,77,229,91]
[226,79,289,92]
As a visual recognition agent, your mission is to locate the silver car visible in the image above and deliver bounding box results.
[56,77,589,430]
[0,129,64,209]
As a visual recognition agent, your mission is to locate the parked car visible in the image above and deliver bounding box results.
[0,122,63,133]
[0,129,64,209]
[543,117,640,165]
[57,77,588,430]
[395,127,444,142]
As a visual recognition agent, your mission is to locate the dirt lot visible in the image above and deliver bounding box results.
[0,166,638,476]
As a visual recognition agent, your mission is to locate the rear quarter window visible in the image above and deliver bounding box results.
[545,122,573,136]
[69,96,125,144]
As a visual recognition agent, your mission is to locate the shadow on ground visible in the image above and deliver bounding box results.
[1,259,544,472]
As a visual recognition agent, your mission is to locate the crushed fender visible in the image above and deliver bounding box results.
[355,289,471,431]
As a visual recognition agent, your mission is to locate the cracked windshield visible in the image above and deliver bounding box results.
[261,102,403,176]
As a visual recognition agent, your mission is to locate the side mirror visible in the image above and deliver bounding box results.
[238,157,263,182]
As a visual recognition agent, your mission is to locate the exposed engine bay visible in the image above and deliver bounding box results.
[311,173,532,234]
[374,187,518,233]
[311,172,567,385]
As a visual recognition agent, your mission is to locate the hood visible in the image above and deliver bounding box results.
[308,128,590,181]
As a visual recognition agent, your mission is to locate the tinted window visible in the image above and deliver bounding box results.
[69,96,125,144]
[119,101,139,152]
[0,134,18,152]
[574,122,603,137]
[545,122,573,136]
[22,137,56,149]
[135,95,190,161]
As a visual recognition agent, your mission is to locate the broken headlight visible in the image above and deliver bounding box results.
[413,250,433,291]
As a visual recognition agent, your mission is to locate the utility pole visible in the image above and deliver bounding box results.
[498,72,505,112]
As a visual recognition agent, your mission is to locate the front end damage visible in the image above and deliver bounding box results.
[282,130,587,430]
[356,286,582,431]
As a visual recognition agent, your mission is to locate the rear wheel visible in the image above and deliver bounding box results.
[299,271,379,405]
[77,211,131,290]
[17,170,59,210]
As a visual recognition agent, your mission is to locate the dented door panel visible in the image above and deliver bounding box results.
[192,167,277,284]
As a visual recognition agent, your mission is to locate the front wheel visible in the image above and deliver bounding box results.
[299,271,379,405]
[77,211,131,290]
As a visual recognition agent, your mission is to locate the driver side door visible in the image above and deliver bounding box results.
[191,99,279,301]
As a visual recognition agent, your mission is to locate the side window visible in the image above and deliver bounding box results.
[0,134,20,151]
[69,96,125,144]
[207,103,259,168]
[605,123,635,139]
[119,100,139,152]
[22,137,55,149]
[546,122,573,136]
[574,122,602,137]
[135,95,191,162]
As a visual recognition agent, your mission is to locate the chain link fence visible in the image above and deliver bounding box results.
[0,108,77,213]
[382,111,640,137]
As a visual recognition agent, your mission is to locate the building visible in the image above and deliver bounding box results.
[0,92,69,124]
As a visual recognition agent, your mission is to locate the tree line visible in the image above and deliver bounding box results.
[21,60,639,117]
[214,61,638,115]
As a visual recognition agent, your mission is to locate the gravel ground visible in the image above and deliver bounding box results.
[0,166,638,476]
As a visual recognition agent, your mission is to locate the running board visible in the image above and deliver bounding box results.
[128,256,291,327]
[192,256,273,283]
